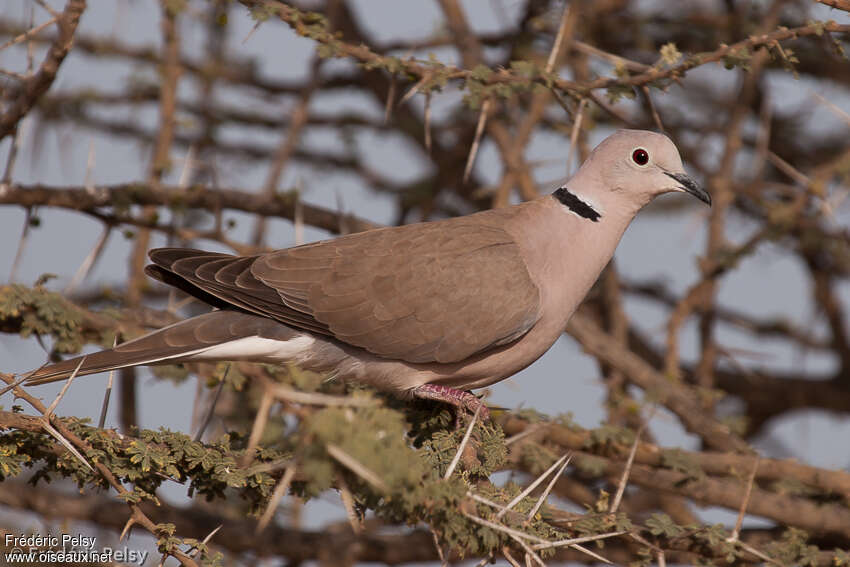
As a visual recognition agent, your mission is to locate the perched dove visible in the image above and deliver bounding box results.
[26,130,709,416]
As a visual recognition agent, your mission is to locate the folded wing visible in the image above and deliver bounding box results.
[147,220,541,364]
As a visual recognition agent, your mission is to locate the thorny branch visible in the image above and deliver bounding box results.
[0,0,86,140]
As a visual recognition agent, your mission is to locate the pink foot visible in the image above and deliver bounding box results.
[411,384,490,422]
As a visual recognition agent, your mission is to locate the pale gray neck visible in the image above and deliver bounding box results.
[506,196,639,327]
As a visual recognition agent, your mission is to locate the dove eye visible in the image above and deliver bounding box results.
[632,148,649,166]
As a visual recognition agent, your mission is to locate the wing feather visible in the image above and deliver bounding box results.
[147,218,541,364]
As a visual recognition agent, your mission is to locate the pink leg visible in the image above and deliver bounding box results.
[412,384,490,421]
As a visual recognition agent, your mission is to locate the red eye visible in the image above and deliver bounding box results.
[632,148,649,165]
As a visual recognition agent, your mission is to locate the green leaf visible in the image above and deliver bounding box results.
[645,513,685,538]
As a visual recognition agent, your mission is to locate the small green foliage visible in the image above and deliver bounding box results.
[6,418,285,511]
[693,523,729,547]
[128,434,179,477]
[509,60,539,79]
[0,434,31,478]
[613,61,629,79]
[287,364,325,392]
[475,425,507,474]
[809,20,827,36]
[593,489,609,513]
[771,477,821,498]
[554,412,577,428]
[766,528,822,566]
[463,62,537,109]
[421,421,505,479]
[834,548,850,565]
[514,408,549,423]
[828,32,846,59]
[34,273,56,286]
[771,43,800,76]
[0,284,84,353]
[660,448,705,481]
[517,442,558,477]
[720,414,749,437]
[304,398,429,495]
[470,64,493,82]
[645,513,685,538]
[249,4,275,23]
[691,523,738,563]
[116,490,143,504]
[585,423,634,449]
[631,547,654,567]
[573,454,607,477]
[151,363,191,383]
[605,83,635,103]
[722,45,752,70]
[154,522,178,553]
[215,362,246,391]
[658,42,682,66]
[570,510,632,536]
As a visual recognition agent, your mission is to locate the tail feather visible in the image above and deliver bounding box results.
[25,310,301,386]
[25,345,205,386]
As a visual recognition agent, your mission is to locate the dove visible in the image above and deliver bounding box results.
[25,130,710,417]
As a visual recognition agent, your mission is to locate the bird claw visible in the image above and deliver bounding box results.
[411,383,490,426]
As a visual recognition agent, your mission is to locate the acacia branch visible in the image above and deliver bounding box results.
[0,0,86,140]
[238,1,850,98]
[567,311,752,453]
[0,182,379,235]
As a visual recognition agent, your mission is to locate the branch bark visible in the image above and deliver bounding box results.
[0,0,86,140]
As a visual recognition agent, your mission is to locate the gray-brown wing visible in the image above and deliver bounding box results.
[147,220,541,364]
[146,250,333,336]
[253,221,541,363]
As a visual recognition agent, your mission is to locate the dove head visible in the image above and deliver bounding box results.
[558,129,710,222]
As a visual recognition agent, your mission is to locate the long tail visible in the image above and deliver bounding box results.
[25,310,302,386]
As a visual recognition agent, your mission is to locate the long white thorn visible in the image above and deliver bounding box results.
[444,404,481,480]
[496,453,568,519]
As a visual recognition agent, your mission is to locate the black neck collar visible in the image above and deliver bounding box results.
[553,186,601,222]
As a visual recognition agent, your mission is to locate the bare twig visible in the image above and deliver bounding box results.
[193,365,228,442]
[256,465,296,534]
[188,524,222,558]
[65,226,111,294]
[642,86,665,132]
[0,0,86,139]
[44,357,85,417]
[97,367,115,429]
[531,531,627,551]
[610,419,651,515]
[545,2,572,73]
[241,389,274,467]
[463,98,491,183]
[384,75,396,123]
[431,528,448,567]
[565,99,586,175]
[267,383,378,407]
[497,453,569,519]
[338,475,362,533]
[527,453,571,520]
[502,546,522,567]
[0,15,58,53]
[728,456,760,542]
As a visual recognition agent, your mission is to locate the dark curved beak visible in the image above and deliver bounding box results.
[665,171,711,206]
